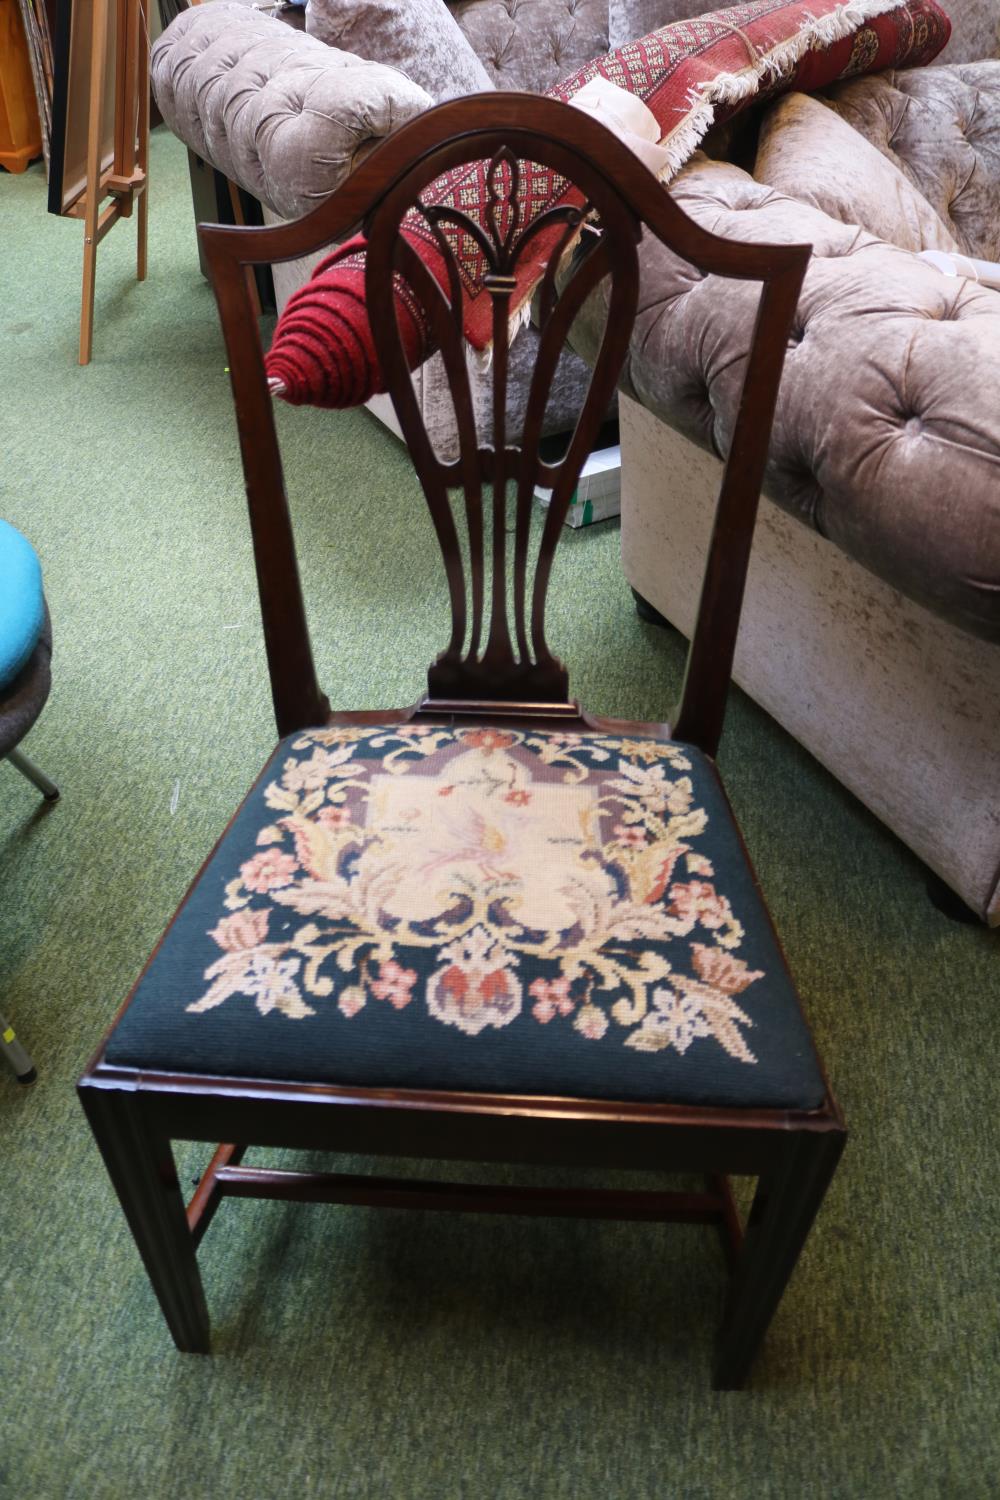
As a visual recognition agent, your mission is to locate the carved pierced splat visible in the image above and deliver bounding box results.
[202,96,808,749]
[365,145,639,711]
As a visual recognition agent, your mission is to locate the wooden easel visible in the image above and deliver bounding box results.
[62,0,148,364]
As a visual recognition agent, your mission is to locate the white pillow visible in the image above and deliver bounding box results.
[754,92,960,255]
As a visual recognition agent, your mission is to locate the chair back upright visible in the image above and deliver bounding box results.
[200,95,810,755]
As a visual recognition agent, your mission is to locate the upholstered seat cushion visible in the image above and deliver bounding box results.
[0,519,45,692]
[106,725,825,1110]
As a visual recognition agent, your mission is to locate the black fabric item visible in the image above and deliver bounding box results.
[106,725,826,1110]
[0,604,52,759]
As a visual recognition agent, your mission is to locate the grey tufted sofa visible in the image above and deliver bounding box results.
[151,0,620,454]
[593,54,1000,923]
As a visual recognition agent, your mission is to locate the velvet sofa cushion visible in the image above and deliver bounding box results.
[266,0,952,410]
[104,725,826,1110]
[306,0,495,101]
[934,0,1000,63]
[824,61,1000,260]
[754,91,960,252]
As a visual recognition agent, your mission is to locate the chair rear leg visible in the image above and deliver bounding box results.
[79,1082,211,1352]
[713,1129,845,1390]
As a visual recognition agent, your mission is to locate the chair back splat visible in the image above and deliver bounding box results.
[78,96,846,1390]
[202,95,808,750]
[368,136,637,709]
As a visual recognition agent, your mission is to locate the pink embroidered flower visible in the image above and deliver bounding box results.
[574,1003,608,1040]
[209,908,269,952]
[316,805,352,830]
[667,880,733,930]
[691,943,763,995]
[462,729,515,753]
[504,789,531,807]
[613,822,647,847]
[338,985,366,1018]
[370,959,418,1009]
[240,849,299,893]
[529,976,574,1023]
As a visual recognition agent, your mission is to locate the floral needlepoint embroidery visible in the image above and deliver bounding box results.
[529,977,575,1023]
[666,881,738,938]
[210,908,269,952]
[574,1004,609,1041]
[316,805,351,830]
[428,927,522,1036]
[614,823,647,848]
[186,727,766,1067]
[240,849,298,893]
[370,960,418,1010]
[338,986,366,1018]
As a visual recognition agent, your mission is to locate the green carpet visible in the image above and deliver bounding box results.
[1,131,997,1500]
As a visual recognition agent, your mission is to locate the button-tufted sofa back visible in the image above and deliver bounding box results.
[451,0,611,93]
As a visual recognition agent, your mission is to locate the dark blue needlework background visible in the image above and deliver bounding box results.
[106,731,826,1110]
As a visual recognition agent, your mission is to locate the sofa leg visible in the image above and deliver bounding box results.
[631,587,677,633]
[925,872,979,925]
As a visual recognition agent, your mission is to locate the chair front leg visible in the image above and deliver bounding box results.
[79,1082,210,1353]
[713,1129,845,1390]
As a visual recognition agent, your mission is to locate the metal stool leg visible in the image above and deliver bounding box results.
[7,748,59,801]
[0,1011,37,1084]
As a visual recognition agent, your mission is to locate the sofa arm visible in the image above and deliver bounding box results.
[570,153,1000,643]
[151,3,433,222]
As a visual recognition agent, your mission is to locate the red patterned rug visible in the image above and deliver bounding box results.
[264,0,950,409]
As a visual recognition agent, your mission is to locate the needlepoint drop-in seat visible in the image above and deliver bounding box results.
[106,725,825,1110]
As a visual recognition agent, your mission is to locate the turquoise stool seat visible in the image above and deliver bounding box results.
[0,519,45,692]
[1,519,57,1085]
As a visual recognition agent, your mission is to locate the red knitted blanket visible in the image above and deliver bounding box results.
[265,0,950,408]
